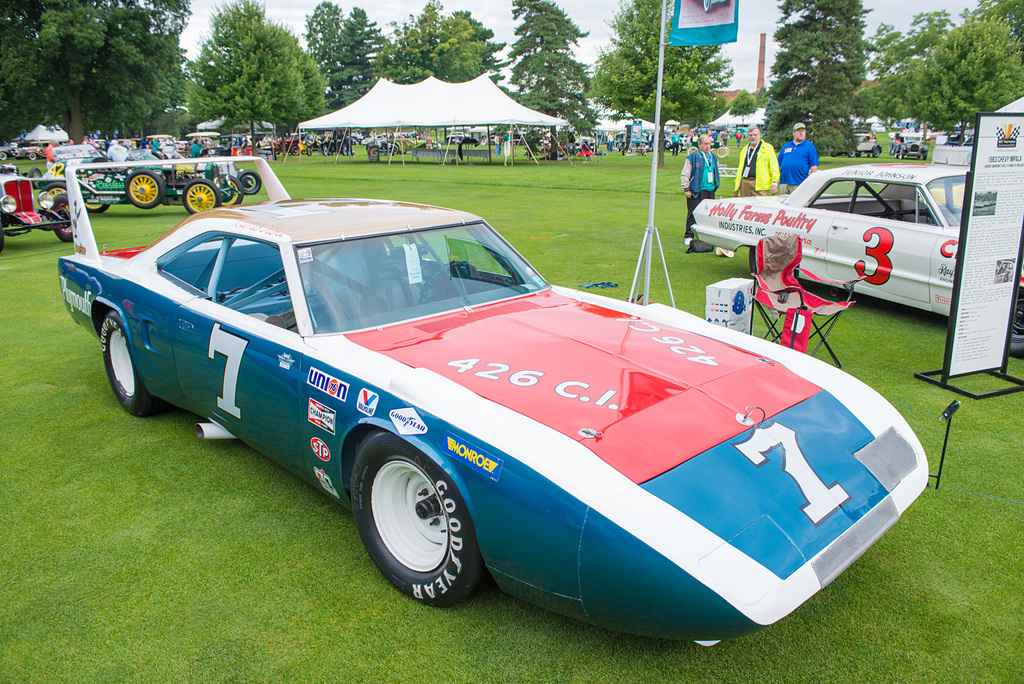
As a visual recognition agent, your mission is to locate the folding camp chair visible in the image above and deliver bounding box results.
[752,234,862,367]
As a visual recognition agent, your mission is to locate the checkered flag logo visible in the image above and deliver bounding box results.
[996,124,1019,148]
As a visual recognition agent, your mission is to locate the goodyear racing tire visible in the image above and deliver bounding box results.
[100,310,162,417]
[126,170,165,209]
[221,175,244,206]
[352,432,485,607]
[238,170,262,195]
[183,178,221,214]
[51,193,72,242]
[1011,296,1024,358]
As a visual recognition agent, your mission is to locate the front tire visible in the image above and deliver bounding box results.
[126,170,165,209]
[50,193,72,242]
[183,178,221,214]
[351,432,485,607]
[100,310,161,416]
[1011,295,1024,358]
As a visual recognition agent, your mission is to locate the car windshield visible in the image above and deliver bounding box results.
[297,222,548,333]
[127,149,160,162]
[926,175,966,227]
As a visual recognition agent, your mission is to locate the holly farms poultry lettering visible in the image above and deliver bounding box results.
[706,202,819,233]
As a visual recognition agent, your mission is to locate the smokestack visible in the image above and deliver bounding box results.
[756,33,766,94]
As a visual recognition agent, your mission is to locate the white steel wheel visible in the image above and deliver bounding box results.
[371,460,448,572]
[108,327,136,396]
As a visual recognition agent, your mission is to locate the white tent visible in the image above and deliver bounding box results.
[594,118,655,132]
[19,124,69,142]
[708,108,766,128]
[998,96,1024,112]
[299,75,567,129]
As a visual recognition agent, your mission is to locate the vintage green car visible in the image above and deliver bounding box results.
[34,147,245,214]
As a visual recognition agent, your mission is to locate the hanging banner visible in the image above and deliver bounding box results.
[669,0,739,46]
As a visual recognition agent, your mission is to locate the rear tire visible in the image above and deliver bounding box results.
[100,310,161,416]
[351,432,485,607]
[238,170,262,195]
[221,175,244,206]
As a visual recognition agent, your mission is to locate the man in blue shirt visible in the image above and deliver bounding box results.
[680,134,720,244]
[777,122,819,194]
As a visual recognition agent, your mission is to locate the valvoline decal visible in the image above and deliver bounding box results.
[445,431,502,481]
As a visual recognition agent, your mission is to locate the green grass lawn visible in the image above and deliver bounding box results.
[1,151,1021,682]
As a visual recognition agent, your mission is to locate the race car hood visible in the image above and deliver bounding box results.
[348,290,822,483]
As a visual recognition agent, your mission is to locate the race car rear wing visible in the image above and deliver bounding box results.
[63,155,288,265]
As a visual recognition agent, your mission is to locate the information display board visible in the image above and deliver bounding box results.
[916,111,1024,398]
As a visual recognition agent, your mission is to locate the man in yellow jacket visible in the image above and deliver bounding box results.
[733,126,780,197]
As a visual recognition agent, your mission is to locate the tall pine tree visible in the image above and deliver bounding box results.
[508,0,596,132]
[306,3,382,110]
[766,0,868,155]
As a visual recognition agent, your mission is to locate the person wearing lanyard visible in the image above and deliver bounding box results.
[733,126,779,197]
[681,135,721,244]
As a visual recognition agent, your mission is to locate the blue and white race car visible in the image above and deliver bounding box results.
[58,158,929,643]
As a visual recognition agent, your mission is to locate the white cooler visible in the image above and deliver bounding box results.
[705,277,754,334]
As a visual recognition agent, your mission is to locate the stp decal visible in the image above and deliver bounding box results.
[389,408,427,435]
[308,398,336,434]
[314,467,339,498]
[311,437,331,461]
[357,388,379,416]
[445,432,502,481]
[307,366,349,401]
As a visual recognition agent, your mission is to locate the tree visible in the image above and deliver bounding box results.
[976,0,1024,49]
[729,90,758,118]
[508,0,597,134]
[375,1,506,84]
[867,11,954,125]
[916,17,1023,135]
[306,3,383,110]
[189,0,326,144]
[591,0,732,166]
[766,0,868,155]
[0,0,189,142]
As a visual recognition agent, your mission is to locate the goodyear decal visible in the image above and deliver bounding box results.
[445,431,503,481]
[389,407,427,435]
[307,366,349,401]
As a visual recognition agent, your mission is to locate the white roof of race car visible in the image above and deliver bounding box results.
[784,163,966,206]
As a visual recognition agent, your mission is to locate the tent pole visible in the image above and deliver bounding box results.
[519,124,540,165]
[628,0,674,308]
[334,129,343,164]
[487,125,492,165]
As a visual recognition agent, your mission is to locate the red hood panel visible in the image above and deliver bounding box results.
[348,291,820,482]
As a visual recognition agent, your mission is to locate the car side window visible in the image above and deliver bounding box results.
[159,235,294,328]
[809,180,939,225]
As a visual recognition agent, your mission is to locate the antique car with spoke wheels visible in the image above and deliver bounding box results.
[0,164,72,253]
[693,163,1024,357]
[57,157,928,643]
[36,149,246,213]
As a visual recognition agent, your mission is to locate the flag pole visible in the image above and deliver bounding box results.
[628,0,675,307]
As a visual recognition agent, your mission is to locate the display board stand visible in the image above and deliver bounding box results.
[915,111,1024,399]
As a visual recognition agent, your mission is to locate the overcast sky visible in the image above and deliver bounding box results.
[180,0,980,92]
